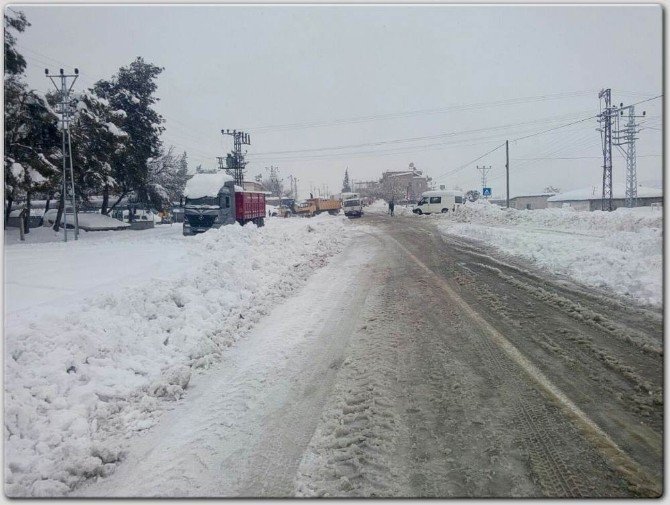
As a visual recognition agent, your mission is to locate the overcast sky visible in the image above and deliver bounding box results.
[15,4,662,199]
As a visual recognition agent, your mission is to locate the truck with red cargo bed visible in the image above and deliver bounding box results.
[182,173,265,236]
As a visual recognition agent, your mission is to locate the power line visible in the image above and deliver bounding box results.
[511,154,661,161]
[244,90,598,132]
[432,143,506,181]
[247,109,596,157]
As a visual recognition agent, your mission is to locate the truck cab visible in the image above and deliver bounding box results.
[343,197,363,217]
[341,192,363,218]
[183,176,235,235]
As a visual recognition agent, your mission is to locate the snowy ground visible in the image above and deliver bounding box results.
[4,215,351,497]
[434,201,663,307]
[366,200,414,216]
[73,227,379,497]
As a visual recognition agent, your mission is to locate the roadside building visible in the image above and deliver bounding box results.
[507,193,555,210]
[379,164,431,204]
[547,185,663,211]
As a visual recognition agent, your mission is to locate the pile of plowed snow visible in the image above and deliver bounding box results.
[449,199,662,232]
[367,199,413,216]
[5,215,350,497]
[437,201,663,307]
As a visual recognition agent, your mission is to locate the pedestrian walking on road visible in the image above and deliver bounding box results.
[389,199,395,216]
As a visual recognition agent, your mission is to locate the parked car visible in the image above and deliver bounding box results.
[413,190,465,215]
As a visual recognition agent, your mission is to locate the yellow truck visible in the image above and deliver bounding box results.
[310,198,341,215]
[294,198,341,217]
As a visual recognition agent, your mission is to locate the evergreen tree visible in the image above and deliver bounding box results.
[92,57,165,212]
[4,10,61,228]
[64,89,127,214]
[342,168,352,193]
[4,9,28,76]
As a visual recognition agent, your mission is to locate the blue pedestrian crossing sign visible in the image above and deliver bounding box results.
[482,187,492,197]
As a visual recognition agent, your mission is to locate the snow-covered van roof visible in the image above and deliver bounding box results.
[547,185,662,202]
[183,173,233,199]
[422,189,464,197]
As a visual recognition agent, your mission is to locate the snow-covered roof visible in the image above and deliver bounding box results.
[510,193,556,199]
[388,171,423,178]
[183,173,232,198]
[548,185,663,202]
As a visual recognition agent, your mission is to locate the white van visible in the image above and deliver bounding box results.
[413,190,464,215]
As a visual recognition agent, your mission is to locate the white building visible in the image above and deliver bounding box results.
[547,185,663,211]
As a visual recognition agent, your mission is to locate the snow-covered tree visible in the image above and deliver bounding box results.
[465,189,480,202]
[64,90,128,214]
[146,147,190,210]
[342,168,351,193]
[4,9,28,76]
[4,10,61,228]
[92,57,165,212]
[262,171,283,198]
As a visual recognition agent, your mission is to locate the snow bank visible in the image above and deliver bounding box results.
[4,216,351,496]
[44,210,131,231]
[183,173,232,199]
[437,201,663,306]
[366,199,413,216]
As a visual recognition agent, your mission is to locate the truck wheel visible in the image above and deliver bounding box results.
[259,218,265,227]
[415,209,422,215]
[441,208,448,213]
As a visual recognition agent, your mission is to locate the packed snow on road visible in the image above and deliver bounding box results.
[367,198,662,307]
[4,215,350,497]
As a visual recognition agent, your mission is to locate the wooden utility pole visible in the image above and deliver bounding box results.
[506,140,510,208]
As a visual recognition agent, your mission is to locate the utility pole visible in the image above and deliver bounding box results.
[221,129,251,186]
[288,174,299,200]
[266,165,282,204]
[505,140,510,208]
[46,67,79,241]
[613,103,646,208]
[597,89,615,211]
[476,165,492,198]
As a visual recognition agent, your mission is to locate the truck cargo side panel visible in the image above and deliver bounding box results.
[235,192,266,222]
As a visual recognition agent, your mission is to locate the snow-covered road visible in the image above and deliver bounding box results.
[74,226,379,496]
[5,209,662,497]
[4,216,353,497]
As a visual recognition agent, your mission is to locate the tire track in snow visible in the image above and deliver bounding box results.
[295,258,407,497]
[387,234,661,497]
